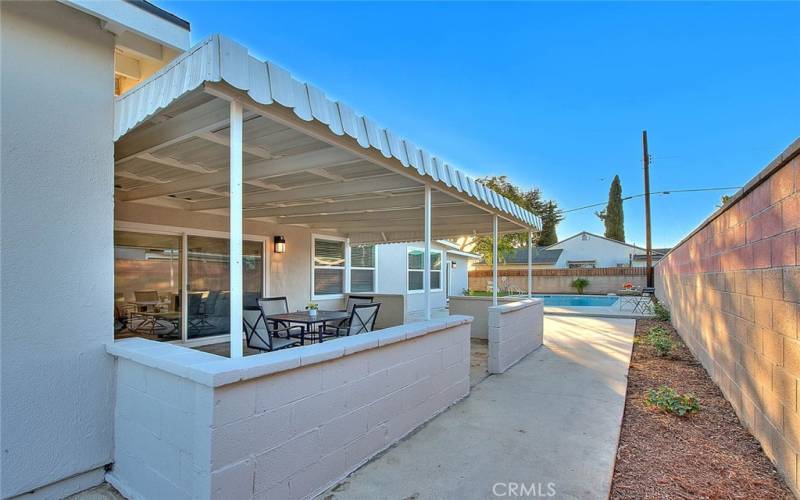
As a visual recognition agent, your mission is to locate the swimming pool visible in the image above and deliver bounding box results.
[532,294,619,307]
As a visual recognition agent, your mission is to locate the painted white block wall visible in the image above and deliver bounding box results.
[448,295,520,339]
[0,3,116,497]
[487,299,544,373]
[107,318,472,499]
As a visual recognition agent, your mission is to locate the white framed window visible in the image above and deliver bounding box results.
[312,235,346,298]
[408,247,443,293]
[350,244,376,293]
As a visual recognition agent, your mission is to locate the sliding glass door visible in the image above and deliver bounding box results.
[186,236,263,339]
[114,231,182,339]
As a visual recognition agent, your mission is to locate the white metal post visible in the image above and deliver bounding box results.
[492,215,498,306]
[424,185,432,320]
[229,100,244,358]
[344,238,352,294]
[181,232,188,342]
[527,230,533,299]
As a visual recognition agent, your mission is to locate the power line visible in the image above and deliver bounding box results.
[561,186,742,214]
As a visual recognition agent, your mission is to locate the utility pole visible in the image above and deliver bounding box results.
[642,130,653,287]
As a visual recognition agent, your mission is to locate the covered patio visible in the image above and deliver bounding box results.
[113,34,540,357]
[107,34,545,500]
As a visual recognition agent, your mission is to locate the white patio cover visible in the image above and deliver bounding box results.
[114,34,541,231]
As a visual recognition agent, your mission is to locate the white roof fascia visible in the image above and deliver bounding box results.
[114,34,541,231]
[61,0,190,51]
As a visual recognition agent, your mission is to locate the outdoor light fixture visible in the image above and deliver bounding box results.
[273,235,286,253]
[451,261,457,269]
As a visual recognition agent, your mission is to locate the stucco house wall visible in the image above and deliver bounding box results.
[376,242,471,317]
[548,232,639,268]
[0,3,117,497]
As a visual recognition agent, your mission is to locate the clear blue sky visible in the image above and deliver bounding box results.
[158,1,799,248]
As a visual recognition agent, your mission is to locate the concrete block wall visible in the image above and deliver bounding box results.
[488,299,544,373]
[655,139,800,495]
[449,295,519,339]
[107,316,472,499]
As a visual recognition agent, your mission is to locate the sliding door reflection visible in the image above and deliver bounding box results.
[187,236,263,339]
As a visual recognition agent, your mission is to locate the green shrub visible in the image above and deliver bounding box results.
[653,302,671,322]
[645,386,700,416]
[571,278,590,294]
[646,327,673,356]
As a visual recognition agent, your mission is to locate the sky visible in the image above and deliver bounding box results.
[157,1,799,248]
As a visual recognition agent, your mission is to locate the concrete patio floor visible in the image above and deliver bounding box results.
[321,315,636,500]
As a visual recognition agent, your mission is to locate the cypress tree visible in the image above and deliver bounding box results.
[537,201,562,246]
[597,175,625,242]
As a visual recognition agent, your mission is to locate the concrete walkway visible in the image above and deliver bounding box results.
[321,315,636,500]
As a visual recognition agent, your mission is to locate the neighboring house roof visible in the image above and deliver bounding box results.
[479,247,563,266]
[114,35,540,231]
[435,240,480,259]
[546,231,648,253]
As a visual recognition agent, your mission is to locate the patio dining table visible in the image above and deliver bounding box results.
[265,310,350,343]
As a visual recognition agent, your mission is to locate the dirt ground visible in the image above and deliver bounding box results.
[610,318,794,499]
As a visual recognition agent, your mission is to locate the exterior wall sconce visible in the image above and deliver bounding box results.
[273,235,286,253]
[451,261,457,269]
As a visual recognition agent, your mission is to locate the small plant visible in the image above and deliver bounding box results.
[653,302,671,322]
[306,302,319,310]
[646,326,673,356]
[645,386,700,416]
[571,278,590,294]
[463,288,472,296]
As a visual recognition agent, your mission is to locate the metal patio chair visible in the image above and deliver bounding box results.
[320,302,381,339]
[257,296,291,331]
[243,306,304,352]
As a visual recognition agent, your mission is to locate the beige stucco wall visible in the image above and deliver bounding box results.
[1,2,116,497]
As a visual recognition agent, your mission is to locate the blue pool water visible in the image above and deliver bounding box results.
[533,294,619,307]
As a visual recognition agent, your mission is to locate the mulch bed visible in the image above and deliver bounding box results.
[610,318,794,499]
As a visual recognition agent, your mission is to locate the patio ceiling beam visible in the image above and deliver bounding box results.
[243,193,424,217]
[187,174,423,211]
[195,130,276,160]
[346,228,522,244]
[115,98,234,163]
[304,221,515,233]
[273,207,490,225]
[118,147,355,201]
[241,192,463,217]
[135,152,217,174]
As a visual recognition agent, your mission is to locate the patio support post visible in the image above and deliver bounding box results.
[424,185,432,320]
[181,232,188,341]
[344,238,352,294]
[527,230,533,299]
[492,215,498,306]
[229,100,244,358]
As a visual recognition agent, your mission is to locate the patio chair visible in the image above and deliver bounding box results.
[243,306,304,352]
[257,296,291,331]
[345,295,374,312]
[336,295,374,327]
[320,302,381,339]
[633,287,656,314]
